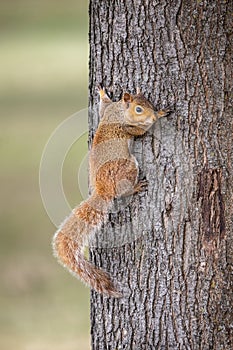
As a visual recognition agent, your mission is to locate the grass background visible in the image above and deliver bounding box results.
[0,1,90,349]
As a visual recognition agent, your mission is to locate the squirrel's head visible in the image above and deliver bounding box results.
[122,91,167,135]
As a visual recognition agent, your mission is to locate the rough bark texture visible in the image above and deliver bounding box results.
[89,1,233,349]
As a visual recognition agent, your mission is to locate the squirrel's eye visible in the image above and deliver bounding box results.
[135,106,143,114]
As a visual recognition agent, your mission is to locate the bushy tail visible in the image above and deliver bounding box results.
[52,192,122,297]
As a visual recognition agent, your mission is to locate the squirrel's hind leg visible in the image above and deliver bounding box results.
[97,85,112,118]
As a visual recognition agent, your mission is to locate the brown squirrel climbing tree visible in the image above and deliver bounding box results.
[53,87,170,297]
[89,0,233,349]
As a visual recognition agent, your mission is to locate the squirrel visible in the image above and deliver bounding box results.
[52,86,171,297]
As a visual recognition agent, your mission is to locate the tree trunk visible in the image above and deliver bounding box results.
[89,1,233,349]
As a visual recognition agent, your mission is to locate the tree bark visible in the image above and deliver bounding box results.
[89,1,233,349]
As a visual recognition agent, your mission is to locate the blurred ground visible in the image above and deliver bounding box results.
[0,1,90,349]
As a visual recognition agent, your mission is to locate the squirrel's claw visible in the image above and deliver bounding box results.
[155,104,174,119]
[162,104,175,115]
[133,179,148,194]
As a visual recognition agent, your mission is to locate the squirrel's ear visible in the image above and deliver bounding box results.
[123,92,133,103]
[136,87,141,94]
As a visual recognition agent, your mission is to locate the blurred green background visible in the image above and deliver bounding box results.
[0,1,90,349]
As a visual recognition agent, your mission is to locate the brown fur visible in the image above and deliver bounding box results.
[133,93,155,109]
[93,123,131,146]
[52,87,171,297]
[95,159,138,199]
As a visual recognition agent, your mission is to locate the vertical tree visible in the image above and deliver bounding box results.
[89,1,232,349]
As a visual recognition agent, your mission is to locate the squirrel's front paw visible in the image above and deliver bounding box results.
[133,180,148,194]
[156,105,174,119]
[162,104,175,115]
